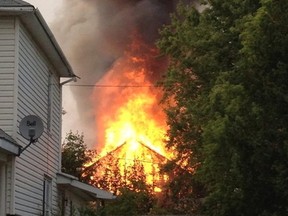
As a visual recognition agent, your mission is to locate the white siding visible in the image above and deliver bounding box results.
[12,21,62,216]
[0,17,16,135]
[5,156,14,215]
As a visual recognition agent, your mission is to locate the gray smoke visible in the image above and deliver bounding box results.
[53,0,195,147]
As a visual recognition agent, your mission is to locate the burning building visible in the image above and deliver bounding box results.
[54,0,197,191]
[86,32,171,193]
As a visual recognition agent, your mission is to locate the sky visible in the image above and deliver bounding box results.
[25,0,62,23]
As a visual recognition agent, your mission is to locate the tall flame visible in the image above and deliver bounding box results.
[91,33,170,190]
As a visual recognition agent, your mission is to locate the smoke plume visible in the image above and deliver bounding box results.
[53,0,195,147]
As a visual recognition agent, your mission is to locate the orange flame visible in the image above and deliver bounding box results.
[92,34,170,191]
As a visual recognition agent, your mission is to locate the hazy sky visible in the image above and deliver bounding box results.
[25,0,62,24]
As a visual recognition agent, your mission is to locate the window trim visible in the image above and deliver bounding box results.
[0,162,6,216]
[43,175,52,216]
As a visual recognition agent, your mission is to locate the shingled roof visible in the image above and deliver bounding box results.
[0,0,32,7]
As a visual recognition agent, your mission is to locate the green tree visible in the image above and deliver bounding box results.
[200,1,288,215]
[61,131,96,183]
[157,0,244,212]
[158,0,288,215]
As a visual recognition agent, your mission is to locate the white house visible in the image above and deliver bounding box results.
[0,1,114,216]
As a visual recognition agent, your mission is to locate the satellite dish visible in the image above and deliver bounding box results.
[19,115,44,141]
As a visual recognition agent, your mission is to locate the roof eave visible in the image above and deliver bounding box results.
[0,138,21,155]
[31,9,76,78]
[57,173,116,201]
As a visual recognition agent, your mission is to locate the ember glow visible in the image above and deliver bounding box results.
[91,34,170,189]
[103,93,166,156]
[93,34,168,156]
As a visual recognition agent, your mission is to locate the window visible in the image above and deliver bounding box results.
[43,176,52,216]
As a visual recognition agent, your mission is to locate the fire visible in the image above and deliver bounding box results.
[91,33,170,191]
[102,93,167,157]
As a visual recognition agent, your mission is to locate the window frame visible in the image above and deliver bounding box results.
[43,175,52,216]
[0,162,6,216]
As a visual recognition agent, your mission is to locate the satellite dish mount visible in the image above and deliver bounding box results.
[18,115,44,156]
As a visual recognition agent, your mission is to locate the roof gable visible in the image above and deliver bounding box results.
[0,1,76,78]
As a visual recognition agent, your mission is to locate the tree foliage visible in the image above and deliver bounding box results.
[91,153,124,195]
[157,0,288,215]
[61,131,97,183]
[61,133,161,215]
[98,159,156,216]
